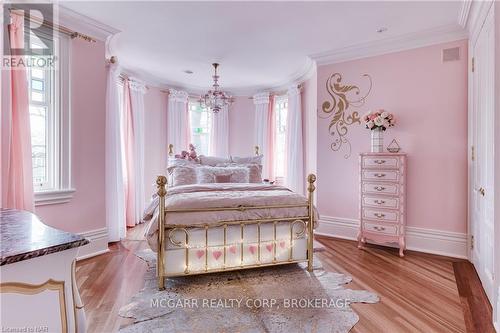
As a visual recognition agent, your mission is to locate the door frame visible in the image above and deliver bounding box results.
[467,0,494,261]
[466,0,498,328]
[493,2,500,330]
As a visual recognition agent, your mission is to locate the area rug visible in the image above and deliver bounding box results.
[118,248,379,333]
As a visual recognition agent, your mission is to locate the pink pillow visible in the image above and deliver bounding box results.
[231,154,263,164]
[216,163,262,183]
[198,155,231,166]
[246,164,263,183]
[171,166,197,186]
[215,175,232,183]
[197,166,250,183]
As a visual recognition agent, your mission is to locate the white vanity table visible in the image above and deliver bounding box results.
[0,209,89,333]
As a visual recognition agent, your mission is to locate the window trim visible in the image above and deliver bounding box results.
[188,99,211,156]
[274,95,288,180]
[33,31,72,206]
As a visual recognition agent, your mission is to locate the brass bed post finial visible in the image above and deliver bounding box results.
[255,145,260,156]
[307,174,316,272]
[168,144,174,157]
[156,175,168,290]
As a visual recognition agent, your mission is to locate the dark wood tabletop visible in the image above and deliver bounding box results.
[0,208,89,266]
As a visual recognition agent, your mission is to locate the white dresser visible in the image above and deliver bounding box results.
[1,209,88,333]
[357,153,407,257]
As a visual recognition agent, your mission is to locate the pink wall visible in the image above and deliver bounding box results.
[36,39,107,233]
[143,87,168,201]
[228,96,255,156]
[317,39,468,233]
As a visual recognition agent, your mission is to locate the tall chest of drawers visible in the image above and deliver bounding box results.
[358,153,407,257]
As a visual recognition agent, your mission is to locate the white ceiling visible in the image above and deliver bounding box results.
[62,1,464,94]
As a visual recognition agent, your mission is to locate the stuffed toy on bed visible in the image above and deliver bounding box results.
[174,144,199,162]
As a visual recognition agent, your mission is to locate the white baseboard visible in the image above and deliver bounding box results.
[315,216,468,259]
[77,227,109,261]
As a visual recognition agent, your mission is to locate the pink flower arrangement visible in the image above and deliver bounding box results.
[363,109,395,131]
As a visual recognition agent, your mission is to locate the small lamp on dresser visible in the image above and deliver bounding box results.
[357,152,407,257]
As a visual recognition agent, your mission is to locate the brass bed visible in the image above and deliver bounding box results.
[155,150,316,290]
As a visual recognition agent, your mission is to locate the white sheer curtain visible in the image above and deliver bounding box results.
[105,63,126,242]
[209,105,229,157]
[285,86,304,194]
[129,80,146,224]
[167,89,189,153]
[253,92,273,179]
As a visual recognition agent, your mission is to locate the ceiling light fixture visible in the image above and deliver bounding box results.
[183,70,194,74]
[199,63,232,113]
[376,27,388,33]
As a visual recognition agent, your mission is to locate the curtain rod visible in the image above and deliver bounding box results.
[8,8,96,42]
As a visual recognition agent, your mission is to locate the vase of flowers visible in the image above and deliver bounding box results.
[363,109,395,152]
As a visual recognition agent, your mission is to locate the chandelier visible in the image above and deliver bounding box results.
[199,63,232,113]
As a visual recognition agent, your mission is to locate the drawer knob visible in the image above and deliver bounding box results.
[373,226,386,231]
[374,213,385,218]
[374,173,386,178]
[374,186,386,191]
[374,160,386,164]
[374,200,386,205]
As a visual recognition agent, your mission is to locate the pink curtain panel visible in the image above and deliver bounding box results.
[2,13,34,211]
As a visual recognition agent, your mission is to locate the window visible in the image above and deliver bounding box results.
[188,100,211,155]
[274,96,288,181]
[28,55,55,191]
[26,30,72,205]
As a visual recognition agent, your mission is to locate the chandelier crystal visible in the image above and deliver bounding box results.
[199,63,232,113]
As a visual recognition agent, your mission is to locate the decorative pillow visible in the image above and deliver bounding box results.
[171,166,198,187]
[216,163,262,183]
[231,154,263,165]
[167,158,199,173]
[198,155,231,166]
[246,164,263,183]
[215,175,232,183]
[197,166,250,183]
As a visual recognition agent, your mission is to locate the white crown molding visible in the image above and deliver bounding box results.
[315,216,468,259]
[259,56,316,95]
[310,24,468,66]
[57,5,120,41]
[458,0,472,28]
[466,0,494,43]
[118,56,317,97]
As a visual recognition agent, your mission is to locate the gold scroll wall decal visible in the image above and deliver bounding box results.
[319,73,372,158]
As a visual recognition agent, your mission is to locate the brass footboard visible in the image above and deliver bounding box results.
[156,174,316,290]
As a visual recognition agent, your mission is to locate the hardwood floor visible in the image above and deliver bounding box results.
[453,261,496,333]
[76,225,149,333]
[76,227,494,332]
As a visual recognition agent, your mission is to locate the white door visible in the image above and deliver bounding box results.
[471,6,495,304]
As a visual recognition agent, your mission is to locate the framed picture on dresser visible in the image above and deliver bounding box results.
[357,152,407,257]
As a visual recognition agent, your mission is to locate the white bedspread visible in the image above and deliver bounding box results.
[143,183,319,251]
